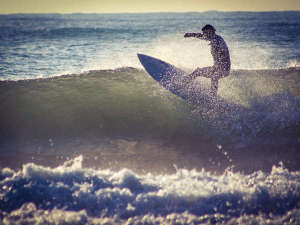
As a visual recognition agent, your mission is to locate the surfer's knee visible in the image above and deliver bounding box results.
[184,68,204,82]
[192,67,214,78]
[190,67,204,78]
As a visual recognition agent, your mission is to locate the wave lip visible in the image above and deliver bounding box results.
[1,156,300,224]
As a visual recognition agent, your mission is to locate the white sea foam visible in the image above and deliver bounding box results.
[1,156,300,224]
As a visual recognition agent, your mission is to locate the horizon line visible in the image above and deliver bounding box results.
[0,9,300,15]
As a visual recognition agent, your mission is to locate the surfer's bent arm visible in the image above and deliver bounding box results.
[184,33,205,39]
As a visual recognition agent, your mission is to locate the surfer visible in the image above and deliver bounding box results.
[184,24,231,97]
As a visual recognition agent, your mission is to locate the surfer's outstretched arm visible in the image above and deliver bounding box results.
[184,33,205,39]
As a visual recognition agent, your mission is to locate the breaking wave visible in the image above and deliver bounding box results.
[1,156,300,224]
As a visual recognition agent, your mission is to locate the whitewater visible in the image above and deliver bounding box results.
[1,156,300,224]
[0,11,300,224]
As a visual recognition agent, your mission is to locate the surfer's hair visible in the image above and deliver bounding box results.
[202,24,216,32]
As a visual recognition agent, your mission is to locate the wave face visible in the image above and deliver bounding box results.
[1,68,299,141]
[1,156,300,225]
[0,67,299,174]
[0,68,190,140]
[1,12,300,80]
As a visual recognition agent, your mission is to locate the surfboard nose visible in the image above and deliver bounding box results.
[137,53,181,82]
[137,53,149,63]
[137,53,164,81]
[137,53,162,68]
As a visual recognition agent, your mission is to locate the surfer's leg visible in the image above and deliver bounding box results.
[183,67,214,83]
[210,78,219,97]
[209,69,230,97]
[191,66,215,79]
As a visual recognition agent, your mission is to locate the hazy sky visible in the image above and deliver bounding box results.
[0,0,299,14]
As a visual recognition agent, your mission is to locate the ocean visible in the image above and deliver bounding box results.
[0,11,300,224]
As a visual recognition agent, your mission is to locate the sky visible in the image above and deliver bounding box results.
[0,0,299,14]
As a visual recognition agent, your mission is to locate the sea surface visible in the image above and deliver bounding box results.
[0,11,300,80]
[0,12,300,224]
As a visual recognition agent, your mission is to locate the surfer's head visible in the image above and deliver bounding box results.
[202,24,216,40]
